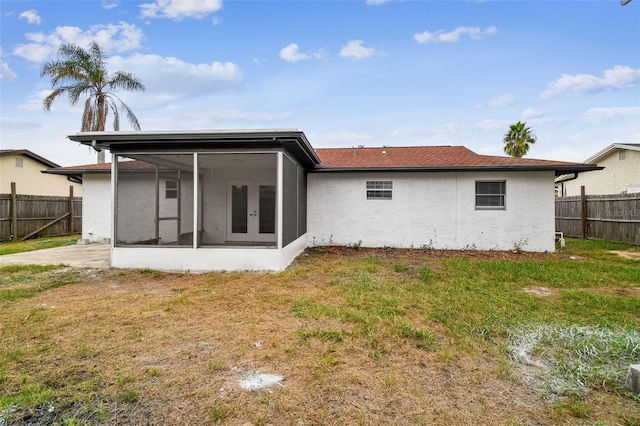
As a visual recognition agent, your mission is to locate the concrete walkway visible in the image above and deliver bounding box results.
[0,244,110,268]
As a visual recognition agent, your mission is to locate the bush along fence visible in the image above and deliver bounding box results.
[556,186,640,245]
[0,183,82,242]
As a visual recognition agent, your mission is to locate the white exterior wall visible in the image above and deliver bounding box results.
[111,228,307,272]
[307,171,556,252]
[81,174,111,243]
[559,149,640,196]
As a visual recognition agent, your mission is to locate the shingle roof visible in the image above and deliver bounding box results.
[43,161,152,176]
[313,146,598,174]
[46,145,601,176]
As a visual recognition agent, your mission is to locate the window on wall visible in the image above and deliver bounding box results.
[15,158,23,168]
[475,181,506,210]
[165,180,178,199]
[366,181,392,200]
[619,149,627,161]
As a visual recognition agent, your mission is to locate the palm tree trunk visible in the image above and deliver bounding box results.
[96,95,107,164]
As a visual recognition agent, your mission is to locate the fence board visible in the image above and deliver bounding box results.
[556,192,640,245]
[0,191,82,241]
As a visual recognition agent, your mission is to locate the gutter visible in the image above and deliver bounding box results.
[309,165,603,175]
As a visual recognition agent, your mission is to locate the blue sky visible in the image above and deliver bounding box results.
[1,0,639,166]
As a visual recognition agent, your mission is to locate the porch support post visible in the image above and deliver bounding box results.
[277,152,283,250]
[154,165,160,242]
[193,153,199,249]
[111,156,118,246]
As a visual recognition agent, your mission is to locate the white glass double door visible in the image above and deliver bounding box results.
[227,181,276,243]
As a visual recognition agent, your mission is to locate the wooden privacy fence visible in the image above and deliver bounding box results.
[556,187,640,245]
[0,183,82,242]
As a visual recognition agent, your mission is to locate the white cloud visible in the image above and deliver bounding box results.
[522,107,544,120]
[279,43,325,63]
[487,93,516,108]
[313,130,372,147]
[109,53,243,102]
[103,2,118,10]
[475,119,503,131]
[0,47,17,81]
[140,0,223,20]
[540,65,640,99]
[582,106,640,123]
[13,22,144,63]
[414,26,498,44]
[187,109,293,123]
[279,43,310,63]
[339,40,379,60]
[19,10,42,25]
[0,61,17,81]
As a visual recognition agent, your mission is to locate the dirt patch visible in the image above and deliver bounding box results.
[610,250,640,260]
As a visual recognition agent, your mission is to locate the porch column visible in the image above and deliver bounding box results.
[111,156,118,247]
[193,153,199,249]
[277,152,283,250]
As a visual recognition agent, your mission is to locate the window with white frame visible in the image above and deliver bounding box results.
[475,181,505,210]
[366,180,392,200]
[165,180,178,199]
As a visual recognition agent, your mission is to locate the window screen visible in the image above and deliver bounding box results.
[366,181,392,200]
[475,181,506,210]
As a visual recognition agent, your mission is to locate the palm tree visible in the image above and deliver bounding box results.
[41,41,145,163]
[503,121,537,158]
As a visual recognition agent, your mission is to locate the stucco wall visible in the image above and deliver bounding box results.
[560,149,640,196]
[307,171,556,252]
[82,174,111,242]
[0,155,82,196]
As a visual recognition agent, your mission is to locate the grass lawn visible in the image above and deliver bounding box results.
[0,235,79,256]
[0,240,639,425]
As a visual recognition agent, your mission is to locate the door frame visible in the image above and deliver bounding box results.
[226,180,277,243]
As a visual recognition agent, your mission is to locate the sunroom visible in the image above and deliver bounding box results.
[68,130,319,272]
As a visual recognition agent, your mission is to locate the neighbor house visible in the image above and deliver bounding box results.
[47,129,599,272]
[556,143,640,196]
[0,149,82,196]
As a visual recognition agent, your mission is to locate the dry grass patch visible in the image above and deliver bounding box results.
[1,245,639,425]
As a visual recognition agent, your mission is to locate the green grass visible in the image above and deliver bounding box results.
[0,265,80,303]
[0,235,79,256]
[0,238,638,424]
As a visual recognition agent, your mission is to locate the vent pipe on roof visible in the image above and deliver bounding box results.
[382,150,387,156]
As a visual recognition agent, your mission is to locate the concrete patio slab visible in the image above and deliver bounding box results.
[0,244,110,268]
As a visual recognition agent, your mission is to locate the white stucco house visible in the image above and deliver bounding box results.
[47,129,599,272]
[556,143,640,196]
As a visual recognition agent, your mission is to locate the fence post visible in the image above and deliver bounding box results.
[580,185,587,240]
[69,186,75,236]
[11,182,18,240]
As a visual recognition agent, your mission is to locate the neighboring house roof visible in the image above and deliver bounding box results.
[555,143,640,183]
[583,143,640,164]
[0,149,60,168]
[314,146,599,175]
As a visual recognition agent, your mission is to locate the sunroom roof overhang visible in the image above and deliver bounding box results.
[67,129,321,169]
